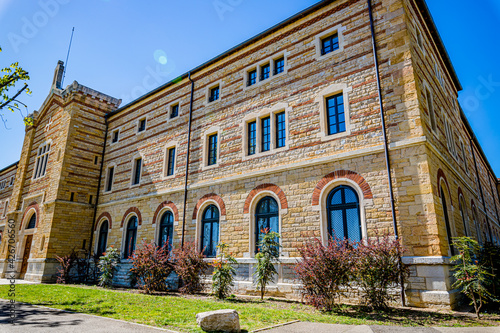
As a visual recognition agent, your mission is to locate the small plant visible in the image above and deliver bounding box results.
[211,243,237,300]
[295,238,354,311]
[353,235,408,309]
[451,237,494,318]
[130,240,175,294]
[98,246,120,288]
[253,229,280,300]
[55,250,78,284]
[174,242,209,294]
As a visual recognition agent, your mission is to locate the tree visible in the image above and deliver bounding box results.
[253,230,280,300]
[0,46,32,128]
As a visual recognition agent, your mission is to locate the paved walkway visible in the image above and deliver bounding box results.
[0,278,38,285]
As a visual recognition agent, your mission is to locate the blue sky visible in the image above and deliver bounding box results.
[1,0,499,176]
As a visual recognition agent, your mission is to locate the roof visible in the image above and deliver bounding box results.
[0,161,19,175]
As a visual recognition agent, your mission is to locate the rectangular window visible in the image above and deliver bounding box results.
[247,70,257,86]
[94,156,99,165]
[326,93,346,135]
[261,116,271,152]
[248,121,257,155]
[106,166,114,192]
[34,143,51,179]
[260,63,270,81]
[112,130,119,143]
[89,195,93,205]
[209,86,220,102]
[167,147,176,176]
[276,112,286,148]
[321,33,339,55]
[461,141,468,173]
[2,201,8,217]
[208,134,218,166]
[138,118,146,132]
[274,57,285,75]
[133,158,142,185]
[426,90,437,132]
[9,176,14,186]
[70,192,75,202]
[170,104,179,118]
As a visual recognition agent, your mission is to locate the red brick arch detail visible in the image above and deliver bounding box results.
[153,201,179,224]
[312,170,372,206]
[243,184,288,214]
[120,207,142,227]
[95,212,112,231]
[20,202,40,230]
[437,168,453,206]
[192,194,226,220]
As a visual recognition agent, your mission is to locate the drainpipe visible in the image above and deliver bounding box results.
[181,73,195,248]
[367,0,405,306]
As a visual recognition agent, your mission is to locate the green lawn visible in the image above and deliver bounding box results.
[0,284,497,332]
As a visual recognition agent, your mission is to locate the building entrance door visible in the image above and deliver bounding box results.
[20,235,32,279]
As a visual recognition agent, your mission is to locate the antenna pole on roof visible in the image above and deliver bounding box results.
[61,27,75,88]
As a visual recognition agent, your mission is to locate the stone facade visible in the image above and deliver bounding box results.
[0,0,499,309]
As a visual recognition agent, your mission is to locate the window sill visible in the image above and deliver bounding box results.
[201,163,220,172]
[318,129,351,142]
[242,146,288,161]
[243,71,286,92]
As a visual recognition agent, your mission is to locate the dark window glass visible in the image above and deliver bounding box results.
[209,86,219,102]
[255,196,279,253]
[276,112,286,148]
[112,130,119,143]
[248,70,257,86]
[261,117,271,152]
[208,134,218,166]
[124,216,138,258]
[138,119,146,132]
[159,211,174,251]
[133,158,142,185]
[260,64,270,81]
[274,57,285,75]
[106,167,114,192]
[321,33,339,55]
[248,121,257,155]
[441,187,455,256]
[201,205,219,258]
[97,221,108,257]
[326,93,346,135]
[167,147,176,176]
[327,186,361,242]
[27,213,36,229]
[170,104,179,118]
[459,199,469,237]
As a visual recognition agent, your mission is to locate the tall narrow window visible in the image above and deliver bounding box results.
[321,33,339,55]
[2,201,8,218]
[27,213,36,229]
[261,116,271,152]
[459,198,469,237]
[255,196,279,252]
[9,176,14,186]
[327,186,361,242]
[208,134,218,166]
[167,147,176,176]
[248,70,257,86]
[426,89,437,132]
[132,158,142,185]
[34,143,51,179]
[106,166,114,192]
[124,216,138,258]
[260,63,270,81]
[473,208,482,245]
[276,112,286,148]
[138,118,146,132]
[209,86,219,102]
[97,221,109,257]
[248,121,257,155]
[112,130,119,143]
[326,93,345,135]
[201,205,219,258]
[274,57,285,75]
[170,104,179,118]
[440,186,455,256]
[159,211,174,251]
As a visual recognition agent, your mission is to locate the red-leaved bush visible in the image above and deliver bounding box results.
[173,242,209,294]
[130,240,175,294]
[295,238,354,311]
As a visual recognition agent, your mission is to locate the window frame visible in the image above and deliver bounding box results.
[316,83,352,141]
[254,196,280,254]
[33,141,52,180]
[326,185,362,242]
[170,103,179,119]
[131,157,143,187]
[242,52,289,91]
[166,147,176,177]
[111,129,120,144]
[200,204,220,258]
[202,127,221,170]
[206,82,222,105]
[137,117,147,133]
[105,164,115,193]
[314,25,345,61]
[325,93,346,136]
[123,215,138,259]
[96,220,109,257]
[158,210,174,251]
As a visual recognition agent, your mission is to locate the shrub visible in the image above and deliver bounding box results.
[130,240,175,294]
[98,246,120,288]
[479,241,500,303]
[56,250,78,284]
[253,230,280,300]
[295,238,354,311]
[212,243,237,300]
[452,237,494,318]
[352,235,408,309]
[174,242,209,294]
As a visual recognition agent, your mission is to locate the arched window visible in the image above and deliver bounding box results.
[459,197,469,237]
[440,186,454,256]
[124,216,138,259]
[473,207,482,245]
[97,221,109,257]
[159,211,174,250]
[255,196,279,251]
[27,213,36,229]
[327,185,361,242]
[201,205,219,258]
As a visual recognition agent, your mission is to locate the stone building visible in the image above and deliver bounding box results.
[1,0,499,309]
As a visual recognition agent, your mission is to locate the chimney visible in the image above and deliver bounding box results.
[52,60,64,89]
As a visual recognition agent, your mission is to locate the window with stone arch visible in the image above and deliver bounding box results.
[123,215,138,259]
[26,212,36,229]
[97,220,109,257]
[158,210,174,251]
[472,205,482,245]
[201,205,219,258]
[458,195,470,237]
[439,183,455,256]
[254,196,279,252]
[326,185,361,242]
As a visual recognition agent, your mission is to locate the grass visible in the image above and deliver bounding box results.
[0,284,498,332]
